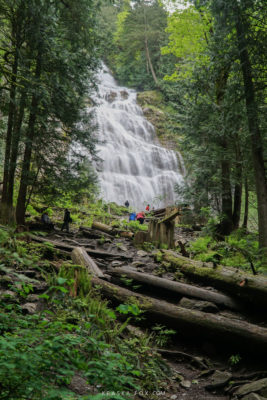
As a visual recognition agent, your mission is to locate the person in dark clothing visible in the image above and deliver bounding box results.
[61,208,72,232]
[124,200,129,208]
[41,212,54,230]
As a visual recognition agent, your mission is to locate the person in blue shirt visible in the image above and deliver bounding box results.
[129,212,136,221]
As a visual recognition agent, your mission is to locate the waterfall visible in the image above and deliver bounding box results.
[92,64,185,210]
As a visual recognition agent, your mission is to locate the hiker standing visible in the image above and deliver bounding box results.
[61,208,72,233]
[124,200,130,208]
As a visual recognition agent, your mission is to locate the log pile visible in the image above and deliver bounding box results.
[66,245,267,358]
[160,250,267,309]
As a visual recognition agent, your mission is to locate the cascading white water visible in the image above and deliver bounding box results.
[92,64,185,210]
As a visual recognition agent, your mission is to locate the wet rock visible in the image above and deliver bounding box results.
[117,244,128,252]
[0,290,18,301]
[27,294,40,302]
[132,261,146,268]
[235,379,267,397]
[120,90,128,99]
[137,250,148,257]
[179,297,219,313]
[21,302,38,315]
[32,281,48,293]
[170,395,178,400]
[205,370,232,390]
[106,91,117,102]
[180,379,191,389]
[68,374,91,395]
[0,275,13,288]
[111,261,124,267]
[242,393,267,400]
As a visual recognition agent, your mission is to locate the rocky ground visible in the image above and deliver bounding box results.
[1,224,267,400]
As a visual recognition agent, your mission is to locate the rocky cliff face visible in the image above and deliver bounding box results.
[137,90,180,151]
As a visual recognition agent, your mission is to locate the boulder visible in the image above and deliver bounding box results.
[21,302,39,315]
[235,379,267,397]
[205,370,232,390]
[242,393,267,400]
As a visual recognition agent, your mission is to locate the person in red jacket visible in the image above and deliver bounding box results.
[136,211,145,224]
[145,204,150,211]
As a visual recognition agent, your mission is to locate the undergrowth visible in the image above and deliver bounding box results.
[0,227,169,400]
[187,229,265,274]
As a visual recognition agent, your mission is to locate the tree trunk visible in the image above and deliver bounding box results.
[232,139,242,229]
[108,266,242,311]
[90,276,267,356]
[144,37,158,85]
[161,250,267,309]
[235,8,267,252]
[71,247,105,278]
[143,7,158,85]
[232,181,242,230]
[6,91,26,206]
[16,51,42,225]
[242,178,249,229]
[0,34,19,223]
[220,155,234,235]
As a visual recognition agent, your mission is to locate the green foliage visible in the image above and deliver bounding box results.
[0,227,169,399]
[188,230,262,273]
[151,324,176,347]
[228,354,241,366]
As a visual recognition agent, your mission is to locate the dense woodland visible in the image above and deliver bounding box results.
[0,0,267,399]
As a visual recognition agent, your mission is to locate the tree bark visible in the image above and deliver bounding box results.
[232,140,242,229]
[235,7,267,252]
[90,276,267,356]
[16,51,42,225]
[1,29,19,222]
[242,177,249,229]
[71,247,105,278]
[161,250,267,309]
[108,266,242,311]
[6,91,26,205]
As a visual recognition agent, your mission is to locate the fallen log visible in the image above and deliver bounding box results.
[79,226,114,239]
[160,250,267,309]
[108,267,242,311]
[90,276,267,356]
[91,222,134,239]
[71,247,105,278]
[92,221,113,234]
[31,236,132,260]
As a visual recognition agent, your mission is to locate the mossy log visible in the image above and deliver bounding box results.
[71,247,105,278]
[90,276,267,356]
[108,267,242,311]
[161,250,267,309]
